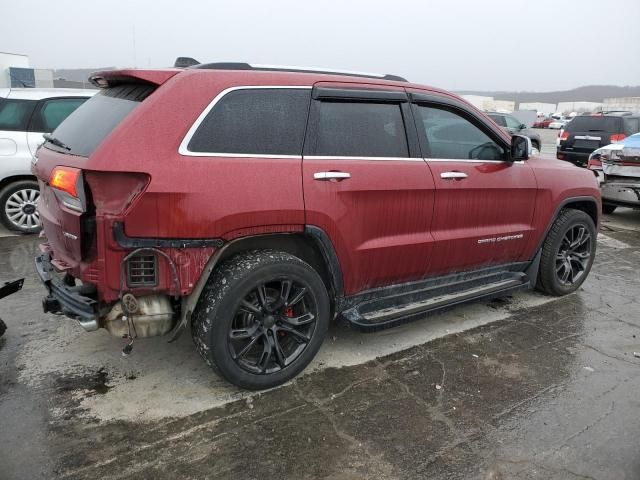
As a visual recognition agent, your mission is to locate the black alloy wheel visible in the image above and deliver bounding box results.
[555,225,592,286]
[229,278,317,374]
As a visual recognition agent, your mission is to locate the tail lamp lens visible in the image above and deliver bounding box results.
[50,166,80,197]
[610,133,626,143]
[559,131,569,141]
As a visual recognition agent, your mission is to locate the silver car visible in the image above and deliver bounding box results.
[0,88,93,233]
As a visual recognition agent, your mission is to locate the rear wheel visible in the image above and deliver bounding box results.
[602,204,617,215]
[536,209,596,296]
[192,250,330,390]
[0,180,41,234]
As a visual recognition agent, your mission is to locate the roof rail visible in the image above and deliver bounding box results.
[184,61,408,82]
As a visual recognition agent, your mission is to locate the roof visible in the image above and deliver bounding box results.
[0,88,97,100]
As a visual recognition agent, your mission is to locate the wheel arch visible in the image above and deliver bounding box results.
[0,174,38,192]
[532,195,600,262]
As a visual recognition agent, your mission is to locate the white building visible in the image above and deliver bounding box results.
[603,97,640,112]
[556,101,602,114]
[460,95,515,112]
[519,102,557,115]
[0,51,54,88]
[0,51,30,88]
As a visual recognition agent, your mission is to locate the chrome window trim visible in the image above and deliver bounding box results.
[425,158,524,164]
[305,156,424,162]
[178,85,312,157]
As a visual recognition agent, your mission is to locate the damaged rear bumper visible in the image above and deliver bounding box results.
[35,253,99,331]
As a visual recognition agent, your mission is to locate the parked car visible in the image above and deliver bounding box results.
[587,133,640,214]
[0,88,94,233]
[557,112,640,167]
[34,63,601,389]
[549,118,571,129]
[533,117,555,129]
[486,112,542,151]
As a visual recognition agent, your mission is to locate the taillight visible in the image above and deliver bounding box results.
[557,153,566,160]
[49,166,85,212]
[559,131,570,142]
[50,166,80,197]
[587,158,602,169]
[610,133,626,143]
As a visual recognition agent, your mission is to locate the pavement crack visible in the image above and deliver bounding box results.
[558,401,615,449]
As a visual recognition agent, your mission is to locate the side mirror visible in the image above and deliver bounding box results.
[520,123,528,130]
[511,135,532,160]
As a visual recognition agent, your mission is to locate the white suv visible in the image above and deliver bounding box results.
[0,88,94,233]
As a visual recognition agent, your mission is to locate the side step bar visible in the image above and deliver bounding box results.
[342,271,531,332]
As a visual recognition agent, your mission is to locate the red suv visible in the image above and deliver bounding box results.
[33,63,601,389]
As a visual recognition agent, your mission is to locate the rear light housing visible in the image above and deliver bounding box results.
[610,133,626,143]
[587,157,602,169]
[557,153,566,160]
[49,166,85,212]
[559,131,570,142]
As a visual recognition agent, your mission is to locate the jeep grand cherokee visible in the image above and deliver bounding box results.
[33,62,601,389]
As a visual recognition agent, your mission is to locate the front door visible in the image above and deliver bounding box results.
[302,83,436,295]
[410,95,537,275]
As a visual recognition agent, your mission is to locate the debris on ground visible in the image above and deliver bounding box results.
[0,318,6,338]
[584,366,595,372]
[634,352,640,358]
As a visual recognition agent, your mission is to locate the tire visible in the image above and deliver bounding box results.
[532,140,540,152]
[191,250,330,390]
[536,209,597,296]
[0,180,41,234]
[0,318,6,338]
[602,204,617,215]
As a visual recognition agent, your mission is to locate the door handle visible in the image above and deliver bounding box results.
[440,171,468,180]
[313,172,351,181]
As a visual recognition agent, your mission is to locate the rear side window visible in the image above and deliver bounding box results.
[30,98,87,133]
[187,89,311,155]
[0,99,37,131]
[314,102,408,157]
[49,84,155,157]
[565,116,621,133]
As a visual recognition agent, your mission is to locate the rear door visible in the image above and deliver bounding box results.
[0,97,36,172]
[409,91,537,275]
[302,83,436,294]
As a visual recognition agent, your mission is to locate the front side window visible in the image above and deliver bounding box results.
[314,102,408,157]
[0,99,37,131]
[416,105,505,160]
[187,88,311,155]
[36,98,87,133]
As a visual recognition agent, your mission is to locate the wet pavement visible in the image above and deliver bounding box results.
[1,210,639,480]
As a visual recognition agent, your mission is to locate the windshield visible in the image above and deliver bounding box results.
[47,84,155,156]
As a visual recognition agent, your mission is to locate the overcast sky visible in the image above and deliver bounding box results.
[2,0,639,92]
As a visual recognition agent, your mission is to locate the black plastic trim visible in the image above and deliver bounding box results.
[35,253,97,321]
[304,225,344,298]
[113,222,225,249]
[533,195,600,258]
[313,87,407,103]
[0,278,24,300]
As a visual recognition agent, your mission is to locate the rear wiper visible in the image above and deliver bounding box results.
[43,133,71,151]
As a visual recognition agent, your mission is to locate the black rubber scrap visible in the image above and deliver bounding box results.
[0,318,6,338]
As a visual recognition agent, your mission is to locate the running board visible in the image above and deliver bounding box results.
[341,271,530,332]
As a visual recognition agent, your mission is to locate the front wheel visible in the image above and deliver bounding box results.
[536,209,597,296]
[192,250,330,390]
